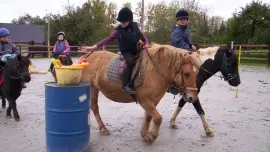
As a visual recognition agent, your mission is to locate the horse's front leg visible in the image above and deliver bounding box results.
[6,100,12,119]
[193,99,214,137]
[139,100,162,144]
[1,95,6,109]
[12,100,20,121]
[140,111,152,138]
[170,97,186,129]
[90,87,110,135]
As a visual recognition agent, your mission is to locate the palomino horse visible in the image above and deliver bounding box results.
[79,44,202,143]
[169,46,241,137]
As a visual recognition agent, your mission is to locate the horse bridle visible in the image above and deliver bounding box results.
[172,66,198,95]
[220,54,239,82]
[145,49,198,95]
[0,62,30,80]
[198,51,239,83]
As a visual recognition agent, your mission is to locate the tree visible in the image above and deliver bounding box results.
[11,13,46,25]
[227,0,270,44]
[123,2,132,9]
[11,0,270,45]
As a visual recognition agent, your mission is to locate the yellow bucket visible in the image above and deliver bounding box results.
[55,66,84,85]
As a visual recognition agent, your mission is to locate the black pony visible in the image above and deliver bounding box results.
[0,54,31,121]
[169,46,241,137]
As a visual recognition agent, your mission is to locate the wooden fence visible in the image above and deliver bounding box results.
[16,44,270,68]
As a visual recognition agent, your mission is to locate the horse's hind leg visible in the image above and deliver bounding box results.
[170,97,186,129]
[193,99,214,137]
[90,87,110,135]
[139,100,162,144]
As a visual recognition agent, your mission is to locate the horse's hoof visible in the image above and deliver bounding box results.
[143,133,156,144]
[14,116,20,122]
[100,128,110,136]
[170,124,178,129]
[205,128,214,137]
[6,115,12,119]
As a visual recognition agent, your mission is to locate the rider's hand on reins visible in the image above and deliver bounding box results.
[143,45,151,49]
[138,40,150,50]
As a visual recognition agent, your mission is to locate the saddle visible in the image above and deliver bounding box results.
[106,52,147,88]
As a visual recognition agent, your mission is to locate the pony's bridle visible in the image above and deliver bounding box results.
[198,51,239,83]
[172,67,198,95]
[0,63,30,80]
[144,48,198,95]
[220,54,239,82]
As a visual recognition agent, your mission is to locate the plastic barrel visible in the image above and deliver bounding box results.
[45,82,90,152]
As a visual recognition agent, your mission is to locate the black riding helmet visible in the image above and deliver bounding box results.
[117,7,133,22]
[176,10,189,20]
[57,31,66,37]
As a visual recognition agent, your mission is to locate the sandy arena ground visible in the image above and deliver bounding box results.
[0,58,269,152]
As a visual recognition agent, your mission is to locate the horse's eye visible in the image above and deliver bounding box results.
[184,73,190,77]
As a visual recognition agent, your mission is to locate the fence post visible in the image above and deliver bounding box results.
[267,44,270,68]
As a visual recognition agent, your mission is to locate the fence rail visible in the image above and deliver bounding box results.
[17,44,270,68]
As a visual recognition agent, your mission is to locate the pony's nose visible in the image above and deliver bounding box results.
[188,97,194,102]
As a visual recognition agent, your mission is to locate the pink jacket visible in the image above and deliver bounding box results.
[53,40,70,55]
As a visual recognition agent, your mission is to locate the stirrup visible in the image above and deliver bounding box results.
[123,86,136,94]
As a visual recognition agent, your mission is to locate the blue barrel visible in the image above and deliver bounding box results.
[45,82,90,152]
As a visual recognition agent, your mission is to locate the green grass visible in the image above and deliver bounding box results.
[240,59,267,67]
[235,49,268,58]
[234,49,268,67]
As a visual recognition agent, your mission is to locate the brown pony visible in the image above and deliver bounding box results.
[79,44,201,143]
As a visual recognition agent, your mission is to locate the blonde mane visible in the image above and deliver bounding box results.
[149,44,188,70]
[143,43,190,73]
[198,46,219,63]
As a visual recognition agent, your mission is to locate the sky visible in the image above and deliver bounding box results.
[0,0,269,23]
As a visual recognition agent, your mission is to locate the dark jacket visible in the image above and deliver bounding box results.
[170,24,192,50]
[96,22,148,55]
[0,41,18,56]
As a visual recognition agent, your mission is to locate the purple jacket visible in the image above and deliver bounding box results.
[53,40,70,55]
[96,30,149,48]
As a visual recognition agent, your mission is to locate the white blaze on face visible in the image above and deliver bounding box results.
[193,66,197,72]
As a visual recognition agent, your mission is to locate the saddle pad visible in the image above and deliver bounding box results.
[106,55,146,87]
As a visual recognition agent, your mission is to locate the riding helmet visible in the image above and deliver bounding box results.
[57,31,66,37]
[117,7,133,22]
[176,10,189,20]
[0,28,10,37]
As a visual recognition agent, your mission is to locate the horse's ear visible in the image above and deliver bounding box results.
[17,54,22,61]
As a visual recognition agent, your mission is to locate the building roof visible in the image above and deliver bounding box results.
[0,23,45,43]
